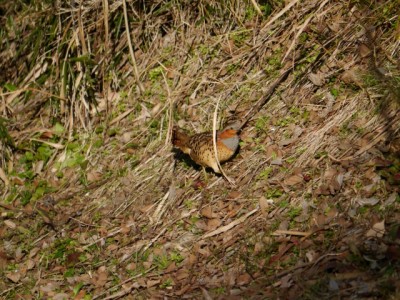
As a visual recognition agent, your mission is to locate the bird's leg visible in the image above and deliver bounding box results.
[202,166,208,182]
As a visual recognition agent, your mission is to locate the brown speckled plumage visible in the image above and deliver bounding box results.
[172,126,239,173]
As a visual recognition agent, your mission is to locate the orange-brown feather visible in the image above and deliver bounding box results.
[218,129,237,139]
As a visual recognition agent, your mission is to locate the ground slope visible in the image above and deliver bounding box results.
[0,0,399,299]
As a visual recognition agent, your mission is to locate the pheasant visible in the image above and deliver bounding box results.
[172,125,240,174]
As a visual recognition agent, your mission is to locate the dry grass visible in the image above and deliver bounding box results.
[0,0,399,298]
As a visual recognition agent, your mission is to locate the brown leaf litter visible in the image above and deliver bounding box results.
[0,0,400,299]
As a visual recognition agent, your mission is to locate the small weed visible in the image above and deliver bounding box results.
[51,238,77,262]
[154,254,170,270]
[314,151,327,159]
[362,73,379,87]
[93,139,103,148]
[73,282,84,296]
[160,278,173,288]
[258,167,273,179]
[358,206,368,214]
[149,66,164,81]
[354,181,362,189]
[92,211,102,223]
[260,3,273,16]
[95,126,104,134]
[289,106,301,116]
[255,116,270,132]
[287,206,302,219]
[107,127,118,137]
[244,7,257,20]
[184,199,194,209]
[324,230,335,239]
[301,110,310,122]
[299,32,308,43]
[330,88,339,98]
[226,63,239,74]
[278,200,289,208]
[64,268,75,277]
[267,55,282,69]
[211,287,226,295]
[190,215,200,224]
[198,44,210,56]
[231,31,250,47]
[275,116,294,127]
[265,189,284,198]
[286,157,296,164]
[20,190,33,205]
[170,251,184,264]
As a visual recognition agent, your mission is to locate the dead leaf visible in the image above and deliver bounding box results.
[207,218,222,230]
[280,274,292,288]
[237,273,251,285]
[4,220,16,229]
[40,131,54,139]
[185,254,197,265]
[265,145,282,160]
[227,191,241,199]
[121,132,132,143]
[92,266,108,287]
[365,220,385,238]
[254,242,264,254]
[6,270,21,283]
[26,259,35,270]
[151,103,161,116]
[126,263,136,271]
[259,196,270,213]
[201,287,213,300]
[314,213,328,227]
[175,269,190,280]
[357,197,380,206]
[341,67,362,85]
[53,293,70,300]
[329,279,339,291]
[29,247,40,258]
[66,252,80,266]
[294,213,309,222]
[87,171,102,183]
[279,138,295,146]
[373,157,392,167]
[200,207,217,219]
[359,43,371,58]
[308,72,325,86]
[0,167,10,185]
[40,282,61,293]
[34,160,44,174]
[0,251,8,270]
[165,261,177,273]
[146,279,160,288]
[305,250,317,262]
[385,192,397,206]
[195,220,208,231]
[284,174,303,186]
[106,244,118,252]
[271,158,283,165]
[74,290,87,300]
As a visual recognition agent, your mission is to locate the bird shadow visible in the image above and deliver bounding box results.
[172,149,203,172]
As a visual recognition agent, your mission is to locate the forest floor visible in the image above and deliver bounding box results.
[0,0,399,299]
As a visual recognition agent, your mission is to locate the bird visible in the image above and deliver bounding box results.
[172,124,240,174]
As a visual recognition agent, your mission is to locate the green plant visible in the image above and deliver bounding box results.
[160,278,173,288]
[258,167,273,179]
